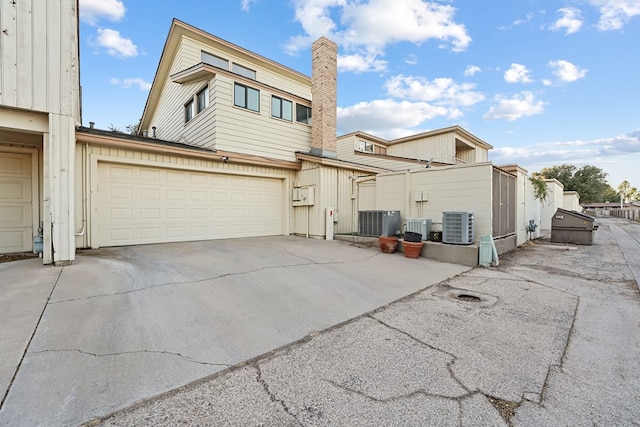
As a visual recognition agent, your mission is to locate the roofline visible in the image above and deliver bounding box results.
[76,127,301,170]
[139,18,311,133]
[337,131,390,146]
[389,125,493,150]
[295,152,392,174]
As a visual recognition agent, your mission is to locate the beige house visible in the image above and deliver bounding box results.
[0,0,79,265]
[1,11,548,266]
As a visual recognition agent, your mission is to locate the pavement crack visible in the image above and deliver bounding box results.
[323,378,473,404]
[50,252,382,304]
[31,348,231,368]
[0,266,63,410]
[368,315,458,359]
[255,365,301,425]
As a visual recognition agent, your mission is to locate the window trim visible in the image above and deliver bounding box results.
[184,98,194,123]
[196,85,209,114]
[232,63,257,80]
[234,82,260,112]
[201,51,229,70]
[271,95,293,121]
[295,103,312,125]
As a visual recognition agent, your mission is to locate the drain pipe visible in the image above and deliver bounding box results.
[75,220,86,237]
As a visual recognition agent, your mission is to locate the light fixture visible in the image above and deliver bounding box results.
[221,156,229,163]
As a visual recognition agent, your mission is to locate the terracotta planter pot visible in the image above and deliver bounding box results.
[403,240,424,258]
[378,236,399,253]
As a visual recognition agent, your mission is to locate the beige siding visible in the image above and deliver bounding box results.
[357,181,376,211]
[148,36,311,161]
[387,133,456,164]
[337,135,419,171]
[291,161,365,237]
[563,192,580,211]
[76,143,297,248]
[374,163,494,241]
[0,0,79,119]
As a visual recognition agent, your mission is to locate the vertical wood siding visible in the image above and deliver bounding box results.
[0,0,79,119]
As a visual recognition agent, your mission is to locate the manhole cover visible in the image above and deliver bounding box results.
[457,294,482,302]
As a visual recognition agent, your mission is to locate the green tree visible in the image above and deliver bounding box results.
[535,164,617,204]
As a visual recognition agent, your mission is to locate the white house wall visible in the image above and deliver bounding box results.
[540,180,564,230]
[525,179,542,240]
[563,192,580,211]
[375,163,494,240]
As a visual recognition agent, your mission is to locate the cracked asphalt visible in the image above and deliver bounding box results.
[80,216,640,427]
[0,235,469,426]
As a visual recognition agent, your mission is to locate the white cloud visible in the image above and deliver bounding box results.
[498,12,536,30]
[337,99,459,135]
[548,60,588,82]
[589,0,640,30]
[504,63,533,84]
[490,129,640,175]
[483,91,545,121]
[286,0,471,70]
[96,28,138,58]
[405,54,418,65]
[550,7,583,34]
[110,77,151,91]
[79,0,126,25]
[385,75,485,107]
[241,0,258,11]
[464,65,481,77]
[338,52,388,73]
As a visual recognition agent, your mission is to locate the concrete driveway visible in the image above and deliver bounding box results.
[0,236,469,426]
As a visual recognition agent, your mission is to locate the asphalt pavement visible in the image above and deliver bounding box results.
[86,216,640,427]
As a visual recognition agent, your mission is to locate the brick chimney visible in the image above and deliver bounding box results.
[310,37,338,158]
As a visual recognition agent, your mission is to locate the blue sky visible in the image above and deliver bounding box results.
[78,0,639,190]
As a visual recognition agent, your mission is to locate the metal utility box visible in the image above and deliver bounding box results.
[551,208,598,245]
[358,210,401,237]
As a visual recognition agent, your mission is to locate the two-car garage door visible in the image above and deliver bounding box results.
[97,162,284,247]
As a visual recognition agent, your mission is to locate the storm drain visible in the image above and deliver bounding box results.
[456,294,482,302]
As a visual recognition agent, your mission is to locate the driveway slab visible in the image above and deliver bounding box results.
[0,236,468,426]
[91,218,640,427]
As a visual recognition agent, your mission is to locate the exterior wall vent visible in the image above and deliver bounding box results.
[442,211,474,245]
[358,210,401,237]
[405,218,432,241]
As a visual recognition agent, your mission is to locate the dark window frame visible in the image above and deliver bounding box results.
[234,82,260,112]
[296,104,312,125]
[271,95,293,121]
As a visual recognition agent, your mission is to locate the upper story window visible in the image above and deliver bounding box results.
[271,96,292,121]
[185,85,209,124]
[201,51,229,70]
[196,86,209,113]
[185,99,194,123]
[296,104,312,125]
[357,140,386,154]
[234,83,260,112]
[232,63,256,80]
[358,140,374,153]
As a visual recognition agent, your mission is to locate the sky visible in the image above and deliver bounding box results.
[78,0,640,190]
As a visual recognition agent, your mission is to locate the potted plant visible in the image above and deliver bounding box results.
[378,235,399,253]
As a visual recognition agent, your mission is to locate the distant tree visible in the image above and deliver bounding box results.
[107,123,121,132]
[618,180,639,203]
[535,164,617,204]
[125,120,141,135]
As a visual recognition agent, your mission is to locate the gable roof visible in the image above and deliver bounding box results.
[139,19,311,133]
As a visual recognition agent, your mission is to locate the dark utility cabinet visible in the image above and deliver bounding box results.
[551,208,598,245]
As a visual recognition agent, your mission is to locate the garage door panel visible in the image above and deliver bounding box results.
[0,151,33,253]
[98,163,283,247]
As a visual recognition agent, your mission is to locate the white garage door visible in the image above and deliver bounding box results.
[0,151,33,254]
[97,162,284,247]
